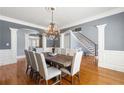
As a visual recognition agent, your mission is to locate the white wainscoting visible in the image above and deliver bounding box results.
[0,28,17,66]
[98,50,124,72]
[0,50,16,66]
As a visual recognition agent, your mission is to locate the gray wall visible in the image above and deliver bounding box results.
[62,12,124,51]
[71,34,80,48]
[0,20,42,50]
[17,30,25,56]
[0,21,11,49]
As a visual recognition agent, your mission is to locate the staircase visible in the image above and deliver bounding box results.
[70,31,98,56]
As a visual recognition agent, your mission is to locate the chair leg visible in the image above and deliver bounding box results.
[36,73,40,84]
[39,78,42,85]
[45,80,48,85]
[38,76,44,85]
[71,76,73,84]
[26,65,30,75]
[39,79,41,85]
[37,74,41,83]
[78,72,80,81]
[30,69,33,78]
[33,73,37,84]
[59,74,61,85]
[26,67,28,74]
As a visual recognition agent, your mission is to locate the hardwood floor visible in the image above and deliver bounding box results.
[0,56,124,85]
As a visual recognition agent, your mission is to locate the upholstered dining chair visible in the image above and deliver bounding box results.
[60,51,83,84]
[28,51,39,71]
[36,48,44,53]
[55,48,61,54]
[24,50,32,75]
[61,48,66,55]
[28,51,39,82]
[66,49,76,56]
[35,53,61,85]
[68,49,77,56]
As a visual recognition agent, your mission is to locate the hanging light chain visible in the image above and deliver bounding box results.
[51,8,54,24]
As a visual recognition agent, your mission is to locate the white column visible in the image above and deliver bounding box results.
[10,28,18,59]
[60,33,64,48]
[25,34,30,50]
[42,33,47,51]
[96,24,107,64]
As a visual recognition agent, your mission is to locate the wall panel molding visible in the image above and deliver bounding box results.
[99,50,124,72]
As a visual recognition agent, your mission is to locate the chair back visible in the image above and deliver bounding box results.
[24,50,32,66]
[35,53,48,79]
[28,51,39,71]
[36,48,44,53]
[44,48,52,52]
[69,49,77,56]
[71,51,83,75]
[55,48,61,54]
[66,49,76,56]
[61,48,66,55]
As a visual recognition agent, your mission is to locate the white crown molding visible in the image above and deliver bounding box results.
[0,14,46,30]
[60,8,124,30]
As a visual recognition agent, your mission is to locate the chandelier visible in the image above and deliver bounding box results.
[46,7,60,40]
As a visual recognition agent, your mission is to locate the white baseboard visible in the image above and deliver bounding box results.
[98,50,124,72]
[0,61,17,67]
[17,55,25,59]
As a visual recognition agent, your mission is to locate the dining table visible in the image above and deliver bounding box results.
[43,52,73,67]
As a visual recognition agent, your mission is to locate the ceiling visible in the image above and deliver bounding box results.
[0,7,116,30]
